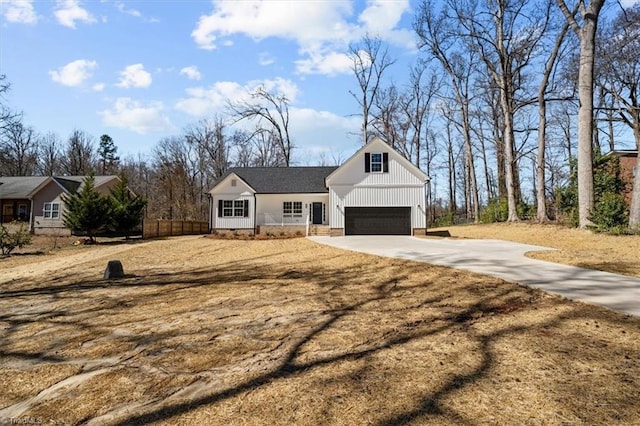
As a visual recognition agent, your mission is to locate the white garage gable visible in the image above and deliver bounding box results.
[326,138,429,236]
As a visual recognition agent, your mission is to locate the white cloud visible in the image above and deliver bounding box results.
[295,49,352,76]
[191,0,413,76]
[115,1,140,17]
[359,1,408,35]
[92,82,105,92]
[100,97,173,134]
[176,77,299,117]
[176,82,249,117]
[113,1,159,22]
[49,59,97,87]
[258,52,275,66]
[179,66,202,80]
[191,1,354,50]
[288,108,361,165]
[54,0,96,29]
[2,0,38,24]
[116,64,152,88]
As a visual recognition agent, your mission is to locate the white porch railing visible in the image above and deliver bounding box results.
[259,212,306,226]
[305,213,310,237]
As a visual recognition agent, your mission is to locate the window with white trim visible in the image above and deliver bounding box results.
[222,200,233,217]
[233,200,245,217]
[283,201,303,217]
[370,153,383,172]
[219,199,248,218]
[43,202,60,219]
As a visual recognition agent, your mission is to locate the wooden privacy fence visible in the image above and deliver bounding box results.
[142,220,209,239]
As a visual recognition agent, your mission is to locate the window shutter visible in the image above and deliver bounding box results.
[364,152,371,173]
[383,152,389,173]
[243,199,249,217]
[218,200,223,217]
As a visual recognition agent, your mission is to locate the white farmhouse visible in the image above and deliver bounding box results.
[208,138,430,236]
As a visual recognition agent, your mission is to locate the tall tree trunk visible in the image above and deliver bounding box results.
[500,86,520,221]
[576,17,598,228]
[537,94,550,222]
[494,3,520,222]
[461,106,480,222]
[558,0,605,228]
[495,131,507,199]
[537,17,571,223]
[447,123,457,215]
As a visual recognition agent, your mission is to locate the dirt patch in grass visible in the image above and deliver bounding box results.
[0,235,146,270]
[429,222,640,278]
[1,236,639,424]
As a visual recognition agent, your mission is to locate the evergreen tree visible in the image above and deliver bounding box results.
[109,173,147,239]
[62,173,112,243]
[557,152,629,231]
[98,134,119,174]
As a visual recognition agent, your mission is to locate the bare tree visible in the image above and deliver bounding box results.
[371,84,403,151]
[403,65,441,168]
[184,118,234,219]
[414,3,480,222]
[557,0,606,228]
[597,4,640,228]
[0,120,38,176]
[38,132,63,176]
[0,75,20,134]
[118,154,151,218]
[449,0,554,222]
[229,88,294,166]
[62,129,96,175]
[349,35,396,144]
[536,6,576,222]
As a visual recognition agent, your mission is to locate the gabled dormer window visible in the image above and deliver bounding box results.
[364,152,389,173]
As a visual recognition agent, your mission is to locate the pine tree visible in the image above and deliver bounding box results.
[109,173,147,239]
[62,173,112,243]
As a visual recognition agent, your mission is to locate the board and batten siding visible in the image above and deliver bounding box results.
[211,195,254,229]
[326,138,428,231]
[329,186,426,230]
[209,173,255,230]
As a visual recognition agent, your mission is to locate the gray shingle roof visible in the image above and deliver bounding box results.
[216,167,338,193]
[0,175,118,199]
[0,177,48,198]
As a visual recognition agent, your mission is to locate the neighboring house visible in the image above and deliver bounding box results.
[208,138,430,236]
[608,149,638,204]
[0,175,119,235]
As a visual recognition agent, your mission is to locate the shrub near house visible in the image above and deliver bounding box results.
[63,173,146,243]
[62,173,112,243]
[0,222,31,256]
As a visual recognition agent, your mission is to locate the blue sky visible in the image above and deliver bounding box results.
[0,0,420,164]
[1,0,638,166]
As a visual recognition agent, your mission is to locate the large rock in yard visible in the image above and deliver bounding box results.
[104,260,125,279]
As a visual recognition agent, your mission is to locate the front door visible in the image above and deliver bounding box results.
[312,202,323,225]
[2,204,13,223]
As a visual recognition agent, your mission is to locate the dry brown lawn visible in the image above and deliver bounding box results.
[428,222,640,278]
[1,232,639,425]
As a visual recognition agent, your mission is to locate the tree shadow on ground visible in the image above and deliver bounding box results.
[1,241,639,425]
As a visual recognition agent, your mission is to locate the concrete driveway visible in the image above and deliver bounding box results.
[308,236,640,317]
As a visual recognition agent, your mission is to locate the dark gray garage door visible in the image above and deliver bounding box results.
[345,207,411,235]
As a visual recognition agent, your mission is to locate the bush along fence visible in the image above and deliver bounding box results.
[142,220,209,239]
